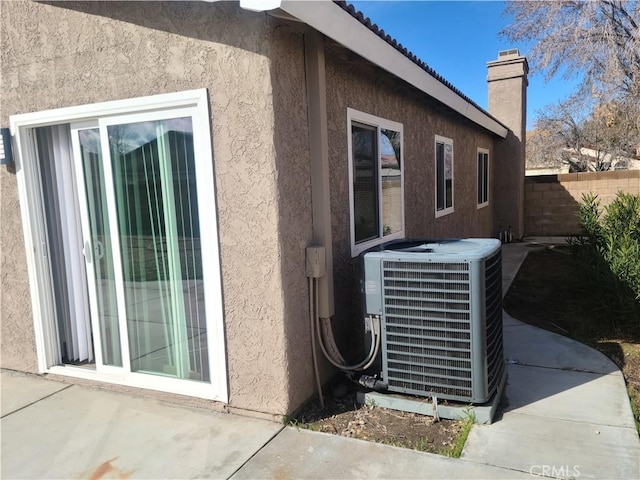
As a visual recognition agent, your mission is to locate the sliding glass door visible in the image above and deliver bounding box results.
[14,90,226,400]
[71,112,210,382]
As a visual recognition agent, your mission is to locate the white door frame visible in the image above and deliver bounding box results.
[11,90,228,402]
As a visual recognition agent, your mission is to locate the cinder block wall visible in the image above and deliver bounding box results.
[524,170,640,236]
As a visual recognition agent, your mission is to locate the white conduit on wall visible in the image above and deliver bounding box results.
[300,26,380,405]
[308,277,324,408]
[308,276,382,407]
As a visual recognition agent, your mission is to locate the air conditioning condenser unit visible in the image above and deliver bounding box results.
[361,238,504,404]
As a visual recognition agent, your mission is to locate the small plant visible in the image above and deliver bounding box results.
[441,411,475,458]
[365,397,377,408]
[282,415,297,426]
[414,437,429,452]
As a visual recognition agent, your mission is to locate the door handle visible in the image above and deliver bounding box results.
[83,240,92,263]
[94,240,104,260]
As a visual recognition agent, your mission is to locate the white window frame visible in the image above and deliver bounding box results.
[477,147,490,209]
[434,134,454,218]
[10,89,228,402]
[347,108,405,257]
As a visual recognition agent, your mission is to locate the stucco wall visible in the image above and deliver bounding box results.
[1,0,313,415]
[324,42,497,339]
[269,24,315,414]
[525,171,640,236]
[0,166,38,372]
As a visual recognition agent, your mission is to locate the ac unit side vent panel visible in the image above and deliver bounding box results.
[365,238,503,404]
[484,250,504,397]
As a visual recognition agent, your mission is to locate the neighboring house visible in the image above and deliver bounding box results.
[526,144,640,176]
[0,1,528,417]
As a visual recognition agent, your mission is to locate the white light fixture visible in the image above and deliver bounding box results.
[239,0,281,12]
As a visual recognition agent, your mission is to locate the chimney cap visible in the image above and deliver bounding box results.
[498,49,521,59]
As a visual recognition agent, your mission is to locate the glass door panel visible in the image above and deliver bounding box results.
[76,128,123,366]
[107,118,209,381]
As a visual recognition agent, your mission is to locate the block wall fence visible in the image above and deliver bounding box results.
[524,170,640,236]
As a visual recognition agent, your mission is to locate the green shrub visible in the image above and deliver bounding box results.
[570,191,640,331]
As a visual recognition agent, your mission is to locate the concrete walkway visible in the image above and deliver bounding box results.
[2,241,639,479]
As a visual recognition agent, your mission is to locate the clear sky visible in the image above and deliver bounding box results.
[349,0,582,130]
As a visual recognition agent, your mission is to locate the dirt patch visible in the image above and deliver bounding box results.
[290,382,469,455]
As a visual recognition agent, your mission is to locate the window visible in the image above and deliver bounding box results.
[12,90,227,401]
[477,148,489,208]
[348,108,404,256]
[435,135,454,217]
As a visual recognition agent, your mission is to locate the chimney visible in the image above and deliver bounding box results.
[487,49,528,240]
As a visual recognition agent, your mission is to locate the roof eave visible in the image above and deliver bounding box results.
[278,1,508,138]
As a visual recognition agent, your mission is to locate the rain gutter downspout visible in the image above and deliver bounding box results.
[304,29,335,318]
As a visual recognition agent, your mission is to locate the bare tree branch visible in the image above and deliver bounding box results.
[502,1,640,100]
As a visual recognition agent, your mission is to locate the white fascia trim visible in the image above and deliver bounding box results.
[280,1,508,139]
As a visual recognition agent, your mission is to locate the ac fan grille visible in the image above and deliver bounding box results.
[382,260,474,401]
[380,250,504,403]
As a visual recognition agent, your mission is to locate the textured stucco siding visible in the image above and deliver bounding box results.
[324,44,496,333]
[269,25,315,414]
[1,0,313,415]
[0,161,38,372]
[0,1,40,374]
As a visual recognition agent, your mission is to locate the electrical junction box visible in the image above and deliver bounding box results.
[305,246,326,278]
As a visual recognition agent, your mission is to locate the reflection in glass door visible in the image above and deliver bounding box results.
[107,118,208,381]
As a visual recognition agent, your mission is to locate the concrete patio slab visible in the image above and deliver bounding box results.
[231,427,531,480]
[502,312,523,327]
[502,316,619,374]
[501,363,633,427]
[1,383,282,479]
[0,372,70,417]
[462,412,640,479]
[522,236,571,246]
[501,244,530,296]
